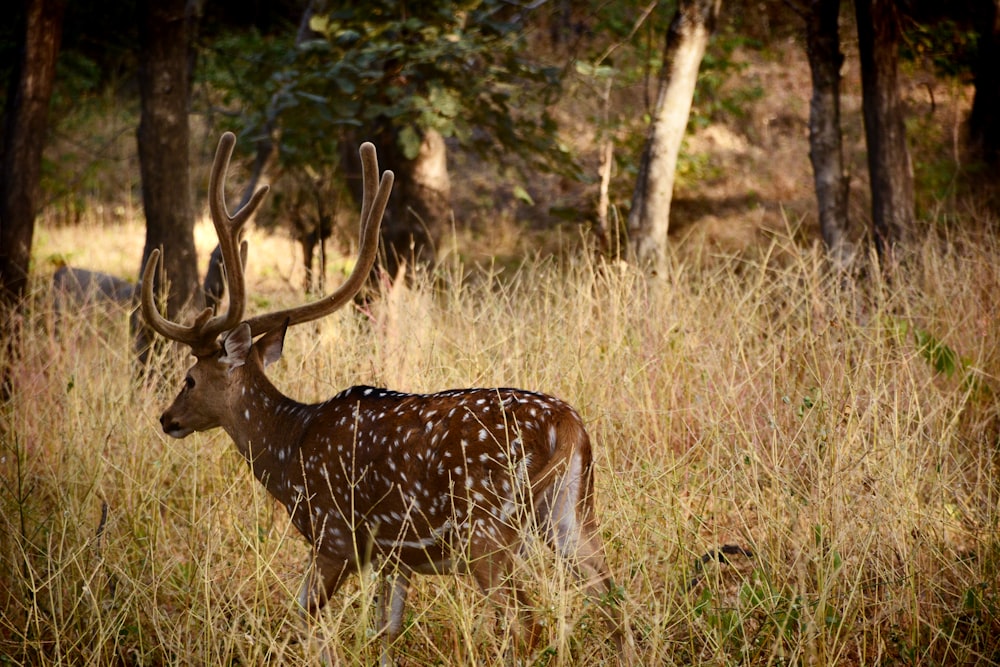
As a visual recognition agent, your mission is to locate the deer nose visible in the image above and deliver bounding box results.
[160,413,178,433]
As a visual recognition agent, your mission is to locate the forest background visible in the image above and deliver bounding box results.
[2,1,1000,665]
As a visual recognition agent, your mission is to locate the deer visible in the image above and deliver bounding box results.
[140,132,627,664]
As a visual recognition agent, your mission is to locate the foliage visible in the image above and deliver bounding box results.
[900,17,980,77]
[692,28,765,128]
[197,28,298,147]
[200,1,569,180]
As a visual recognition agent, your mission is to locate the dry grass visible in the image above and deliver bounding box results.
[3,219,999,666]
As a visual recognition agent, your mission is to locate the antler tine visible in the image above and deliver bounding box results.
[200,132,270,340]
[245,142,393,337]
[139,249,215,347]
[358,142,379,240]
[139,133,269,354]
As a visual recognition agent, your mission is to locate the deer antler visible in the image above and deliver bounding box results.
[243,142,393,336]
[140,132,269,354]
[141,134,392,353]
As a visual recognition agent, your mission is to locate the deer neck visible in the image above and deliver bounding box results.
[224,368,314,497]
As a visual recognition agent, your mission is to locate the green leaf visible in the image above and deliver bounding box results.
[428,85,459,118]
[512,185,534,205]
[309,14,329,36]
[575,61,616,79]
[398,125,422,160]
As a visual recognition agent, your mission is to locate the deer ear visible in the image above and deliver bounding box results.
[255,320,288,369]
[220,323,252,372]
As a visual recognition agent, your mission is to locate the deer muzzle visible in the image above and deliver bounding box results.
[160,412,192,438]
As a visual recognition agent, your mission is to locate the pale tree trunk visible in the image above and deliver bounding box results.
[856,0,914,261]
[342,126,451,281]
[627,0,721,275]
[387,127,451,278]
[801,0,853,267]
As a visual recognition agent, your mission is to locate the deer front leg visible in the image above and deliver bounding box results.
[298,553,350,665]
[375,571,411,667]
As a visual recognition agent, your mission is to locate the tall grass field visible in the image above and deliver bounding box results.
[2,219,999,665]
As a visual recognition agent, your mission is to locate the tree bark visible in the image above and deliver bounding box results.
[627,0,722,275]
[855,0,914,260]
[342,125,451,281]
[802,0,853,266]
[0,0,65,399]
[0,0,66,308]
[383,127,450,278]
[137,0,200,322]
[969,0,1000,171]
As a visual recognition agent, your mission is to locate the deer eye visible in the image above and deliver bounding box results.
[184,376,195,390]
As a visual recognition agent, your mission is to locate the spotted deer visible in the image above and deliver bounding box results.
[141,132,626,663]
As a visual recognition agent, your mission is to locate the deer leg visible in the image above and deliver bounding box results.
[544,462,629,652]
[298,553,351,665]
[569,516,629,652]
[469,525,543,656]
[375,570,411,667]
[298,553,350,615]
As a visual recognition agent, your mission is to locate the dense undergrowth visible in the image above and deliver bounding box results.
[2,226,999,665]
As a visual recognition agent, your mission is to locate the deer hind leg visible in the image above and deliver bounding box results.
[468,520,544,657]
[375,570,411,667]
[543,451,628,650]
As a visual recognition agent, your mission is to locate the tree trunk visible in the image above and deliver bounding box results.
[855,0,914,260]
[137,0,200,323]
[0,0,65,308]
[0,0,65,399]
[803,0,853,266]
[343,126,451,281]
[969,0,1000,171]
[627,0,722,275]
[385,127,450,278]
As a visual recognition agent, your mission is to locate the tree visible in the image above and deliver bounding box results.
[202,0,318,307]
[856,0,914,260]
[303,2,563,275]
[203,1,564,282]
[969,0,1000,172]
[626,0,722,275]
[0,0,66,308]
[795,0,853,265]
[0,0,65,399]
[137,0,201,329]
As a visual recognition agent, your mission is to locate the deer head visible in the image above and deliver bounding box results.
[142,133,625,664]
[142,132,390,438]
